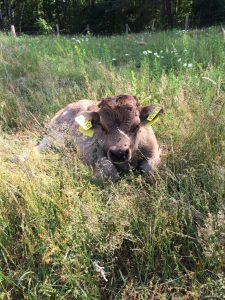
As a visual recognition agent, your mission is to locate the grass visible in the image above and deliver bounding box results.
[0,27,224,299]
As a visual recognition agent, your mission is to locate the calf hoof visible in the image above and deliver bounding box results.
[94,158,120,182]
[140,160,153,176]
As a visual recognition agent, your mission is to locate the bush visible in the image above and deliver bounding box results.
[36,18,53,35]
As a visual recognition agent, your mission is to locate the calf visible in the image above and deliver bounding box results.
[36,95,164,181]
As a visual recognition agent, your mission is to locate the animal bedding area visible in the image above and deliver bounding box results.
[0,28,224,299]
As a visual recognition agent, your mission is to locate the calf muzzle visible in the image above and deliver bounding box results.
[108,148,130,163]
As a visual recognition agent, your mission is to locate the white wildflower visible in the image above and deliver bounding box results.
[184,49,188,52]
[143,51,148,55]
[147,50,152,54]
[183,63,192,68]
[93,261,108,282]
[178,58,182,62]
[112,58,116,61]
[153,52,158,56]
[125,53,129,56]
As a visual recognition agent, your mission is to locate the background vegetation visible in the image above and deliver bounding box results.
[0,27,225,299]
[0,0,225,35]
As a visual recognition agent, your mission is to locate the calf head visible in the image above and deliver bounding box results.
[79,95,163,165]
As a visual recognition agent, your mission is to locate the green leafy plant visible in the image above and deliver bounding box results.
[36,18,53,35]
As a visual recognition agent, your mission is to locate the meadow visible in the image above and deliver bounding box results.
[0,27,224,299]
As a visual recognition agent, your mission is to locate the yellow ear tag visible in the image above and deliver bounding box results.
[79,126,94,137]
[75,115,94,137]
[145,106,162,127]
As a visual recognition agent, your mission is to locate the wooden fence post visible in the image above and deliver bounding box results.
[11,25,16,37]
[151,19,156,32]
[125,24,131,34]
[56,24,60,36]
[222,27,225,39]
[185,13,189,31]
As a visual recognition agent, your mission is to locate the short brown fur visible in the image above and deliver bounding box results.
[36,95,163,181]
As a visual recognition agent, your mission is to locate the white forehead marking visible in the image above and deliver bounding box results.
[118,129,130,140]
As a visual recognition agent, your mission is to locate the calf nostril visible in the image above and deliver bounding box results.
[109,149,129,162]
[124,149,129,157]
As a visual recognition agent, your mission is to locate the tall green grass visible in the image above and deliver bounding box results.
[0,27,224,299]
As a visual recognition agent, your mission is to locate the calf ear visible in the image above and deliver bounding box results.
[140,104,164,125]
[75,111,100,137]
[75,111,100,128]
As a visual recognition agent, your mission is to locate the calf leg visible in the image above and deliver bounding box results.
[94,157,120,182]
[140,156,161,176]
